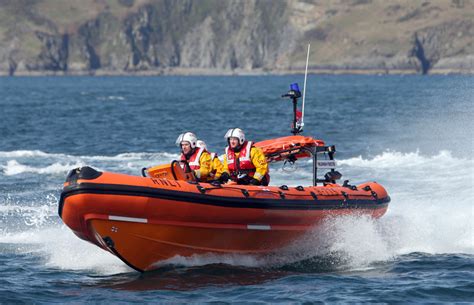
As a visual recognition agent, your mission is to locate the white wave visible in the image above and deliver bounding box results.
[97,95,125,101]
[1,160,85,176]
[0,151,180,176]
[277,149,474,268]
[154,253,263,269]
[323,215,392,265]
[0,150,179,161]
[0,150,67,158]
[82,152,179,161]
[0,204,56,215]
[0,227,128,275]
[338,150,466,169]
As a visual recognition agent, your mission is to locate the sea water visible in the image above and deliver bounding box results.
[0,75,472,303]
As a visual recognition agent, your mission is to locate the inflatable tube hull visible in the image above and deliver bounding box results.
[59,168,389,272]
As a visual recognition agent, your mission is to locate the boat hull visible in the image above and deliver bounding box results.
[59,168,389,272]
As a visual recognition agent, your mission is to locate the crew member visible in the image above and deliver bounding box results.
[176,132,211,182]
[220,128,269,186]
[196,140,224,181]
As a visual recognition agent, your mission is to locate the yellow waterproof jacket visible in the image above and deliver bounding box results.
[207,153,224,181]
[222,146,268,181]
[193,151,212,181]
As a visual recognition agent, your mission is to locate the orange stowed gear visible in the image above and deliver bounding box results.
[180,147,211,181]
[223,141,269,185]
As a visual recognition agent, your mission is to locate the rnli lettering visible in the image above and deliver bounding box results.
[151,178,180,187]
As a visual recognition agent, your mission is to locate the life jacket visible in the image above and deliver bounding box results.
[180,147,204,171]
[225,141,255,178]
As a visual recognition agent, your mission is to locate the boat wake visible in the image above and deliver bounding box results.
[0,149,472,274]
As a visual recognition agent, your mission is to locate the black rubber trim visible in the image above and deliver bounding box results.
[170,160,179,180]
[196,185,206,194]
[279,191,286,199]
[109,247,144,273]
[58,182,390,215]
[66,166,102,184]
[57,193,66,217]
[103,236,144,273]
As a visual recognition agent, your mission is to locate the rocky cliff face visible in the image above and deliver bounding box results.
[0,0,472,75]
[411,20,474,73]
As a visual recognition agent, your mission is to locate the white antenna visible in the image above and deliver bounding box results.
[300,43,311,129]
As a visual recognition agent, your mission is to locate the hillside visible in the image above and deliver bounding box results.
[0,0,472,75]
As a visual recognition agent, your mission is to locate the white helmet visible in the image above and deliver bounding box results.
[224,128,245,145]
[196,140,207,150]
[175,132,198,148]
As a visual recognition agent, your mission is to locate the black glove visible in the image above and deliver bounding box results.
[249,178,260,185]
[219,172,230,183]
[237,173,250,185]
[210,180,222,187]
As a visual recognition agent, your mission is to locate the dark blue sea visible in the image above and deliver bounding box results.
[0,75,473,303]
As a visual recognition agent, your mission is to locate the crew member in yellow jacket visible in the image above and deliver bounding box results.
[196,140,224,181]
[219,128,269,186]
[176,132,211,182]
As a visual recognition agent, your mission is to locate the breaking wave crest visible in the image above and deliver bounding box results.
[2,160,86,176]
[0,150,180,176]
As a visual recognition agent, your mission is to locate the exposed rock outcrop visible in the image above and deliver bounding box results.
[28,31,69,72]
[411,20,474,73]
[0,0,472,75]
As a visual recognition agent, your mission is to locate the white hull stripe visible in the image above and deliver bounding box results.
[107,217,269,229]
[109,215,148,223]
[247,224,271,231]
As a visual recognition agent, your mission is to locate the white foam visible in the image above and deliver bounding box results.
[293,149,474,268]
[0,150,179,161]
[0,150,180,176]
[97,95,126,101]
[1,227,128,275]
[0,150,66,158]
[338,150,464,169]
[81,152,179,161]
[1,160,85,176]
[154,253,263,269]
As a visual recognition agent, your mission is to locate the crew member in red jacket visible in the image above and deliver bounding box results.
[175,132,211,182]
[220,128,269,186]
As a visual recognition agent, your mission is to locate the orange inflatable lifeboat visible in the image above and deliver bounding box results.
[59,136,390,272]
